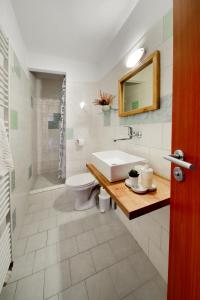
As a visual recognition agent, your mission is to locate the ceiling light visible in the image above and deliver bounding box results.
[126,48,145,68]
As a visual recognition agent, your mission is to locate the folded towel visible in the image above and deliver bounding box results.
[0,119,14,177]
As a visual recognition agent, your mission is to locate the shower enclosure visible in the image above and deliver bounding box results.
[30,72,66,190]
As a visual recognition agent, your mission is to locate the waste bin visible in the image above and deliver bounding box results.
[99,187,110,213]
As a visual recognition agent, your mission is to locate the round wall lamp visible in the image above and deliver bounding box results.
[126,48,145,68]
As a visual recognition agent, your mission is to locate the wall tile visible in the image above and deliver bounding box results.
[161,227,169,256]
[11,110,18,129]
[103,111,111,127]
[163,9,173,41]
[149,148,171,179]
[66,128,74,140]
[149,240,168,281]
[162,122,172,151]
[137,214,162,248]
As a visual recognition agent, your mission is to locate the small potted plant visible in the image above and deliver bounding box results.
[93,90,115,112]
[128,169,139,188]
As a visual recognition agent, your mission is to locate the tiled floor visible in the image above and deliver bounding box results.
[0,188,167,300]
[32,172,65,190]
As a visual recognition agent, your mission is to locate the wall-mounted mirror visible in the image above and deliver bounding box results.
[118,51,160,117]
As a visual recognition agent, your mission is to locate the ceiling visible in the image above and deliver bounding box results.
[11,0,139,63]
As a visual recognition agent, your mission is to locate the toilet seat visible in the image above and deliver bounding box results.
[66,173,96,189]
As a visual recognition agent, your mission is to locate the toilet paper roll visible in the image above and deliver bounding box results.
[76,138,85,146]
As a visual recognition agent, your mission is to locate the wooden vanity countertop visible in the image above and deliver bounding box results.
[87,163,170,220]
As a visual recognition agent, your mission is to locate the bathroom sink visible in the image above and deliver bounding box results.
[91,150,146,182]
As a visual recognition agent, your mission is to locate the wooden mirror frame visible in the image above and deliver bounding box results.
[118,50,160,117]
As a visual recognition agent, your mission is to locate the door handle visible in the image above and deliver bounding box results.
[163,150,194,170]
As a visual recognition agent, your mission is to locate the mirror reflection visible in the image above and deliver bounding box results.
[119,51,160,117]
[124,63,153,112]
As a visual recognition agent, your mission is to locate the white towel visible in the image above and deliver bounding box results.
[0,119,14,177]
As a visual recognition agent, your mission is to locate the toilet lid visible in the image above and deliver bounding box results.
[66,173,96,187]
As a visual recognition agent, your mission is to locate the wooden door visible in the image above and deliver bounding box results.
[167,0,200,299]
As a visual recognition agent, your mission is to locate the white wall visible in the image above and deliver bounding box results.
[9,48,34,246]
[92,12,173,281]
[66,81,98,177]
[1,0,172,280]
[98,0,172,78]
[29,53,98,82]
[0,0,28,71]
[0,0,32,245]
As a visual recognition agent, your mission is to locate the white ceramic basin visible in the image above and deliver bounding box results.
[92,150,146,182]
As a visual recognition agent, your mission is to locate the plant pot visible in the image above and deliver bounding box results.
[129,176,138,188]
[102,105,110,112]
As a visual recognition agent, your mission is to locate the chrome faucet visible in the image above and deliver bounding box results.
[113,126,134,142]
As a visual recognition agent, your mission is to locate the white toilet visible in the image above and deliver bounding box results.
[66,173,99,210]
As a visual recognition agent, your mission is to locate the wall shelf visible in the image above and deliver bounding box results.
[87,163,170,220]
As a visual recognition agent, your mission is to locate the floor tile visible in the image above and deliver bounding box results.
[86,269,119,300]
[110,219,128,237]
[38,216,57,232]
[48,207,63,217]
[77,230,97,252]
[108,258,140,299]
[23,214,34,225]
[26,231,47,253]
[82,211,117,232]
[109,233,140,261]
[70,251,95,284]
[15,271,44,300]
[129,251,158,284]
[57,237,78,261]
[20,222,39,238]
[33,244,58,272]
[13,238,27,258]
[0,282,17,300]
[123,293,137,300]
[47,227,66,245]
[59,282,88,300]
[94,224,115,244]
[63,219,84,238]
[28,203,44,214]
[43,197,56,209]
[32,209,49,222]
[91,243,116,271]
[57,213,73,226]
[133,279,166,300]
[45,296,58,300]
[9,252,35,282]
[154,275,167,297]
[44,260,71,298]
[82,214,102,231]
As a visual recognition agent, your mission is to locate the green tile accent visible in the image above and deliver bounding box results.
[119,94,172,125]
[11,110,18,129]
[66,128,74,140]
[14,53,21,78]
[53,113,61,122]
[48,121,59,129]
[103,111,111,127]
[163,9,173,41]
[48,113,61,129]
[131,101,139,110]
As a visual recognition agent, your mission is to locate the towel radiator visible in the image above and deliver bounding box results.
[0,26,12,292]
